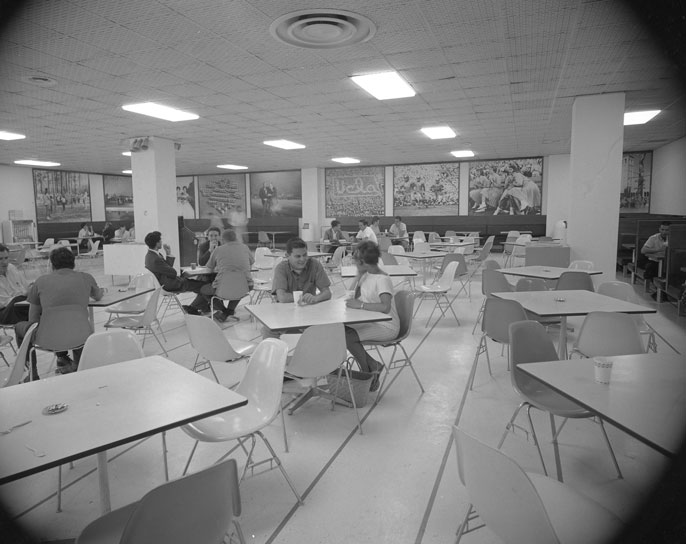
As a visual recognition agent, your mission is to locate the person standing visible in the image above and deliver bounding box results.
[0,244,30,325]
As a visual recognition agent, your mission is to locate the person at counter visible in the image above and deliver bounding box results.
[198,226,221,266]
[144,231,210,315]
[323,220,348,254]
[0,243,30,325]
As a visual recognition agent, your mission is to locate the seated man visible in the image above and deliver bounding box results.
[15,247,104,377]
[263,237,332,338]
[641,221,669,295]
[356,219,378,245]
[388,215,409,249]
[0,243,30,325]
[198,226,221,266]
[323,220,348,254]
[78,222,95,251]
[203,230,254,322]
[101,222,116,244]
[144,231,210,315]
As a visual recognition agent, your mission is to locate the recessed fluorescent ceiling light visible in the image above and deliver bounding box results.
[263,140,305,150]
[122,151,131,157]
[421,126,456,139]
[350,71,415,100]
[14,159,60,166]
[623,110,660,125]
[332,157,360,164]
[122,102,199,122]
[122,169,132,174]
[217,164,248,170]
[450,150,474,158]
[0,131,26,140]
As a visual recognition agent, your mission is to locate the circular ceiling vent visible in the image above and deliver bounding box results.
[21,75,58,87]
[270,9,376,49]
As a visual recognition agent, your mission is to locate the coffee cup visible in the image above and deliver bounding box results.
[593,356,613,384]
[344,290,355,300]
[293,291,303,305]
[190,262,197,270]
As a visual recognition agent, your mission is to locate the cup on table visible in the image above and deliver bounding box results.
[593,356,613,384]
[293,291,303,305]
[190,262,197,270]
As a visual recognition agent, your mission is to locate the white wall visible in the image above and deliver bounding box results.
[651,137,686,215]
[0,165,36,243]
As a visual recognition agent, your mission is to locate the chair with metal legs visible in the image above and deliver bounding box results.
[414,261,461,327]
[472,268,513,334]
[105,288,168,356]
[1,323,37,387]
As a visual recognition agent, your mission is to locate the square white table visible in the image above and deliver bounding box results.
[340,265,417,278]
[491,290,656,358]
[0,356,247,514]
[498,265,602,281]
[404,251,448,284]
[245,298,391,332]
[519,353,686,479]
[428,241,475,252]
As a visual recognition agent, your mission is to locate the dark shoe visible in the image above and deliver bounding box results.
[369,373,381,392]
[56,364,75,375]
[56,356,73,368]
[213,311,227,323]
[182,305,201,315]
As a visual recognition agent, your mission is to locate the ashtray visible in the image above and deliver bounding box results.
[554,297,566,302]
[42,403,69,415]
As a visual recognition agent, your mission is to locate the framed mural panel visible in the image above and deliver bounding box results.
[249,170,302,217]
[104,175,134,223]
[393,162,460,216]
[177,176,196,219]
[621,151,652,213]
[33,169,92,223]
[325,166,385,217]
[197,173,246,221]
[467,157,543,216]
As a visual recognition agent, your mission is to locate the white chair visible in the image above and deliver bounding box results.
[414,261,461,327]
[254,247,274,269]
[105,288,168,356]
[445,230,457,238]
[185,314,255,383]
[412,230,425,248]
[76,458,245,544]
[569,259,595,271]
[388,245,411,266]
[79,239,101,258]
[413,240,431,253]
[510,234,531,266]
[104,273,160,326]
[472,268,513,334]
[178,339,303,504]
[323,245,347,287]
[556,270,595,291]
[454,428,624,544]
[427,231,441,243]
[467,235,494,271]
[571,311,644,358]
[501,232,520,266]
[0,332,16,367]
[458,236,476,255]
[1,323,37,387]
[257,230,271,247]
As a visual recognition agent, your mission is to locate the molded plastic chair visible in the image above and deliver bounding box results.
[502,232,520,266]
[323,245,347,287]
[445,230,457,238]
[509,234,531,267]
[2,323,37,387]
[105,288,167,356]
[438,253,473,300]
[388,244,410,266]
[80,239,101,258]
[428,231,441,243]
[185,314,255,383]
[472,268,513,334]
[179,339,303,504]
[413,240,431,253]
[377,236,392,252]
[569,260,594,271]
[76,458,245,544]
[254,247,274,269]
[556,270,594,291]
[454,428,623,544]
[515,278,561,326]
[468,297,527,389]
[412,230,425,245]
[283,323,363,436]
[79,330,145,369]
[380,252,398,265]
[459,236,476,255]
[105,273,160,325]
[363,291,423,399]
[257,230,270,247]
[571,311,644,358]
[498,321,622,480]
[414,261,461,327]
[596,281,658,352]
[483,259,501,271]
[468,235,494,269]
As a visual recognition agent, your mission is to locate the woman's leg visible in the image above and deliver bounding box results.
[344,326,382,373]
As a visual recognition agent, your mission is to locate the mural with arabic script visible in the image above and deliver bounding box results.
[325,166,385,217]
[393,162,460,216]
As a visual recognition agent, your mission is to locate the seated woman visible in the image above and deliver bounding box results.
[78,222,94,251]
[344,241,400,391]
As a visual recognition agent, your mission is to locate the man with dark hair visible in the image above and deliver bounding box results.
[323,219,348,254]
[388,215,408,249]
[0,243,30,325]
[144,231,210,315]
[198,226,221,266]
[356,219,378,244]
[641,221,670,296]
[15,246,104,377]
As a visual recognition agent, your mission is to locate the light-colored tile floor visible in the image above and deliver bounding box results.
[1,256,684,543]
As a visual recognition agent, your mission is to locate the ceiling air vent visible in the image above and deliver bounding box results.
[270,9,376,49]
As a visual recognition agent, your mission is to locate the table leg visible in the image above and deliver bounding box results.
[557,316,568,359]
[97,451,112,513]
[549,414,563,482]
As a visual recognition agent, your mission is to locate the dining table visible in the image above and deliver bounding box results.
[498,265,602,281]
[340,264,418,278]
[491,289,656,358]
[404,251,448,285]
[519,352,686,480]
[0,356,247,514]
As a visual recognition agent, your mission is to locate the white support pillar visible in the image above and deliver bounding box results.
[568,93,625,282]
[131,137,179,266]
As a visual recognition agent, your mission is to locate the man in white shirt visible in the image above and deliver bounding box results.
[641,221,669,295]
[356,219,378,245]
[0,244,30,325]
[388,215,409,249]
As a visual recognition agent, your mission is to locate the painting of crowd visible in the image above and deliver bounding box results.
[249,170,302,217]
[197,173,247,220]
[620,152,652,213]
[393,162,460,216]
[177,176,196,219]
[33,169,92,223]
[467,158,543,216]
[104,175,134,222]
[325,166,385,217]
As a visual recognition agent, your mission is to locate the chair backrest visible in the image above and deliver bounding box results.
[35,304,93,351]
[483,259,501,271]
[235,338,289,427]
[509,320,559,394]
[42,238,55,248]
[569,260,594,271]
[445,230,457,238]
[453,428,560,544]
[330,245,346,267]
[104,458,240,544]
[481,269,512,296]
[512,235,531,257]
[216,270,250,300]
[503,234,519,255]
[185,314,242,362]
[475,236,494,261]
[435,261,460,290]
[596,281,632,301]
[377,236,392,251]
[459,236,476,255]
[8,248,26,266]
[3,323,38,387]
[387,245,405,255]
[79,330,145,370]
[556,270,594,291]
[482,297,527,343]
[413,241,430,253]
[286,323,347,378]
[437,253,465,276]
[428,232,441,243]
[59,240,71,247]
[394,291,415,341]
[412,230,425,242]
[380,252,398,265]
[574,311,644,357]
[130,272,159,291]
[258,231,270,244]
[140,288,163,326]
[254,247,273,268]
[515,277,547,291]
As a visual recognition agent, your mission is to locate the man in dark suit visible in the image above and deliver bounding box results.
[144,231,210,315]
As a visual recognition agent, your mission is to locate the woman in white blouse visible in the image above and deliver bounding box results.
[345,241,399,391]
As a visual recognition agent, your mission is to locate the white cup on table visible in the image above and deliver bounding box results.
[593,357,613,384]
[293,291,303,305]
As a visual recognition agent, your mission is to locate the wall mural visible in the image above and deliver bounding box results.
[467,157,543,216]
[33,169,92,223]
[103,175,134,223]
[325,166,385,217]
[249,170,302,217]
[197,174,246,223]
[393,162,460,216]
[176,176,196,219]
[620,151,652,213]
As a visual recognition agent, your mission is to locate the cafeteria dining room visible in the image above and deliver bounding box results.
[0,0,685,542]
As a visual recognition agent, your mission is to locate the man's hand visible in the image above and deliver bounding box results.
[209,240,218,251]
[162,243,172,255]
[301,292,318,304]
